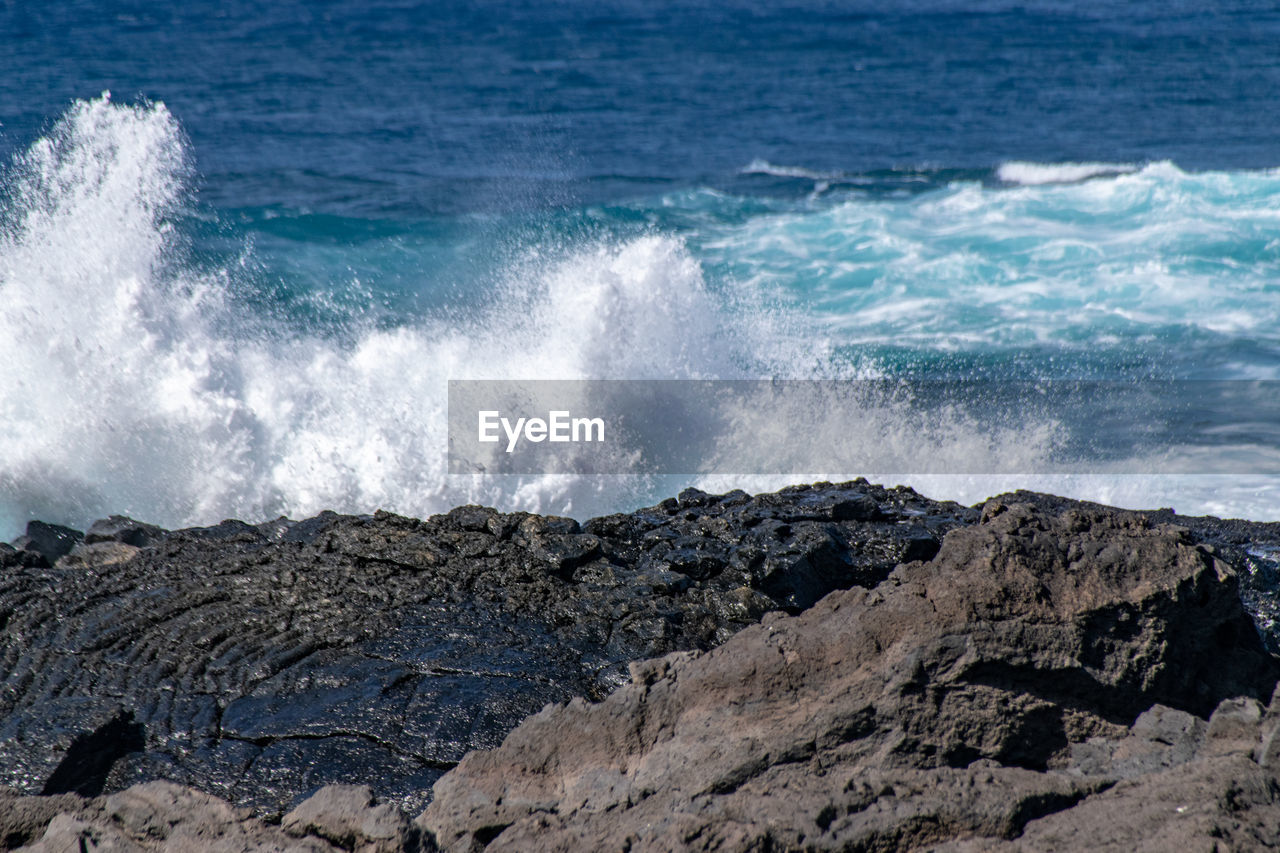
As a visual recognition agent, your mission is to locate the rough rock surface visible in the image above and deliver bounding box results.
[8,487,1280,851]
[0,481,969,818]
[0,780,426,852]
[4,521,82,567]
[420,499,1280,851]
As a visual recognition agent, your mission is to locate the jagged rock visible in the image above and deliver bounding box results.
[55,541,141,569]
[419,500,1280,852]
[83,516,166,548]
[0,481,972,817]
[1067,704,1206,779]
[9,486,1280,851]
[0,542,44,569]
[937,753,1280,851]
[282,785,418,853]
[4,781,383,852]
[9,521,83,566]
[0,790,86,850]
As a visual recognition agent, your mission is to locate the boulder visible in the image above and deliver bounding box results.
[10,520,83,566]
[4,780,382,852]
[282,784,417,853]
[84,515,167,548]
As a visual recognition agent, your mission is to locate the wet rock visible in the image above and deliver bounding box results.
[176,518,269,543]
[84,515,166,548]
[419,500,1280,852]
[12,485,1280,850]
[40,710,145,797]
[0,481,974,817]
[0,541,45,569]
[10,520,83,566]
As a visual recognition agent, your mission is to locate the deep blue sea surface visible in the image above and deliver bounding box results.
[4,0,1280,537]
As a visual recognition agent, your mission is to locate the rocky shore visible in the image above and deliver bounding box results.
[3,482,1280,851]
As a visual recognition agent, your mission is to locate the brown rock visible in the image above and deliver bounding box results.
[22,812,142,853]
[1202,696,1266,758]
[0,791,86,850]
[939,755,1280,852]
[282,784,415,852]
[54,541,141,569]
[6,781,365,852]
[419,501,1280,851]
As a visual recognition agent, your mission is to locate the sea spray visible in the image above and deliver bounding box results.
[0,97,843,536]
[6,95,1280,538]
[0,94,249,536]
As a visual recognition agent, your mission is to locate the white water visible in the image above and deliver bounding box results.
[2,97,1278,540]
[700,160,1280,356]
[996,161,1139,185]
[0,96,833,536]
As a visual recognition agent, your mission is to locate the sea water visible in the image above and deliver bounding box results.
[3,1,1280,537]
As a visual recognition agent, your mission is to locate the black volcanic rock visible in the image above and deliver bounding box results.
[83,515,166,548]
[6,489,1280,851]
[420,499,1280,852]
[0,480,972,819]
[8,520,83,566]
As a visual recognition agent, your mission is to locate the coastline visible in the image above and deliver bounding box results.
[3,480,1280,850]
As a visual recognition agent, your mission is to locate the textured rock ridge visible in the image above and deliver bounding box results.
[0,481,970,817]
[419,500,1280,851]
[1,781,427,852]
[6,488,1280,851]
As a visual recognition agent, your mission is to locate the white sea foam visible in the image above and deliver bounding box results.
[700,160,1280,354]
[3,97,1277,539]
[996,161,1139,185]
[0,96,843,536]
[741,158,847,182]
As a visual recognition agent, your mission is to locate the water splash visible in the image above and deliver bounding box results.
[5,97,1277,538]
[0,96,838,535]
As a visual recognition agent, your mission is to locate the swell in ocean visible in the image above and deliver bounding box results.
[3,95,1280,539]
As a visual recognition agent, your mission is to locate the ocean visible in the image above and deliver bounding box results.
[4,0,1280,539]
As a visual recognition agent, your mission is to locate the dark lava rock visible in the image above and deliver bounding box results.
[0,480,972,820]
[8,520,83,566]
[83,515,166,548]
[0,541,45,570]
[420,499,1280,852]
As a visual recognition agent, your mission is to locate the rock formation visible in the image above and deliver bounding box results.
[1,782,424,852]
[0,482,969,817]
[5,487,1280,851]
[419,499,1280,851]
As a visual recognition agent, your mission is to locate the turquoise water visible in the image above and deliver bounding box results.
[4,2,1280,536]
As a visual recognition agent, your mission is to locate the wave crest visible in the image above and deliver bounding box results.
[996,161,1140,185]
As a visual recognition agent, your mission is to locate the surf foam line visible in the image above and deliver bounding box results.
[996,161,1139,185]
[697,160,1280,356]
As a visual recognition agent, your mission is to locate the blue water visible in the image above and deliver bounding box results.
[4,1,1280,537]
